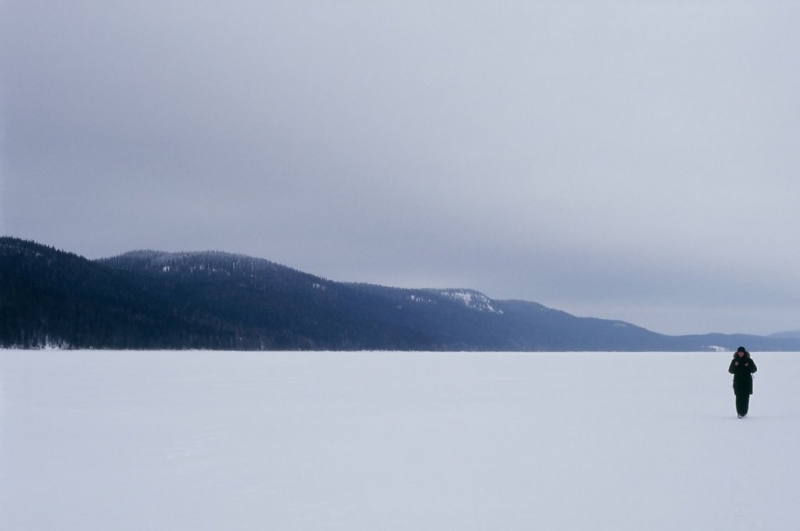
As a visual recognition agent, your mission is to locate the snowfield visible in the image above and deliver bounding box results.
[2,350,799,530]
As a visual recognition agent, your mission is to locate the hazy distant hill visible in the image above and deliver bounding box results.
[769,330,800,340]
[2,237,799,351]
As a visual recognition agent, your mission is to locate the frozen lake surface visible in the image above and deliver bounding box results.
[2,350,800,530]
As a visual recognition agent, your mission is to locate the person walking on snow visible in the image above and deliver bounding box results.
[729,346,757,418]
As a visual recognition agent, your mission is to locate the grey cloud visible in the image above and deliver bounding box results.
[4,1,800,335]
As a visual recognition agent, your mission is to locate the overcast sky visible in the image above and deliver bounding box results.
[3,1,799,336]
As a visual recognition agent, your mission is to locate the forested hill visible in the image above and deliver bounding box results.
[2,237,799,351]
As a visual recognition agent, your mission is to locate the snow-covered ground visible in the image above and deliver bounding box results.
[2,350,799,530]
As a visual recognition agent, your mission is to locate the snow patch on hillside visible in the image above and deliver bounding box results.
[438,289,504,314]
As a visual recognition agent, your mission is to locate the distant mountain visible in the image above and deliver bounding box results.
[769,330,800,340]
[3,237,799,351]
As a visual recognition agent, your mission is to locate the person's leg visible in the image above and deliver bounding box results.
[735,393,750,417]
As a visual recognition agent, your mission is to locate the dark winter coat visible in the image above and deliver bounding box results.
[729,352,757,395]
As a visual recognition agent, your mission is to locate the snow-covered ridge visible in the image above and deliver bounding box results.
[102,250,291,277]
[101,249,338,294]
[404,289,504,313]
[434,289,504,314]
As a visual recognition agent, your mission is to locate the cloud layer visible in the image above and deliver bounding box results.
[5,1,800,335]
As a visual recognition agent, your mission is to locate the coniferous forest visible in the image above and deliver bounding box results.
[2,237,798,351]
